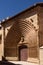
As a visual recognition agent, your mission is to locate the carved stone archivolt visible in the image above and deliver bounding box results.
[17,19,38,47]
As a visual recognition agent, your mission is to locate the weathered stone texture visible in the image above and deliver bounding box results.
[38,6,43,46]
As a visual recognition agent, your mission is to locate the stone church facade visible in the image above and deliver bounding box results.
[0,3,43,64]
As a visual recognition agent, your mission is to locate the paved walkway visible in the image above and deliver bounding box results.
[9,61,39,65]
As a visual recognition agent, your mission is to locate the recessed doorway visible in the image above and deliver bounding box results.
[18,45,28,61]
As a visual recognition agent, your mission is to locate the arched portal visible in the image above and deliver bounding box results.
[18,45,28,61]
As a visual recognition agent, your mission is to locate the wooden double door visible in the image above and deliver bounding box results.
[19,45,28,61]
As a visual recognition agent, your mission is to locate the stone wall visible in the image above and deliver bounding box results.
[38,6,43,46]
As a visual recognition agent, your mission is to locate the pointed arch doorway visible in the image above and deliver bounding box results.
[18,45,28,61]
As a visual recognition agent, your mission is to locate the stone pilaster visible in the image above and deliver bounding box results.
[2,27,5,57]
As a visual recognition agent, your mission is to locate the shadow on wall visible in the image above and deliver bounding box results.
[5,20,21,47]
[4,21,22,57]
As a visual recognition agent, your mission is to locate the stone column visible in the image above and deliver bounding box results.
[37,30,40,63]
[2,27,5,58]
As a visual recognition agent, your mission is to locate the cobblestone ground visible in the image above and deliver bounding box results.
[9,61,39,65]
